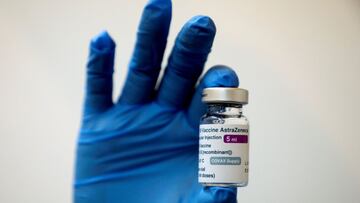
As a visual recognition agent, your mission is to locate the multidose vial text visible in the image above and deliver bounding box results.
[199,87,249,187]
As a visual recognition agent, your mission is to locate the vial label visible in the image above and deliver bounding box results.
[199,124,249,184]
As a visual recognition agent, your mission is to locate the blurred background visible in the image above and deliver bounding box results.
[1,0,360,202]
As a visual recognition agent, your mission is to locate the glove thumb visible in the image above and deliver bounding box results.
[196,186,237,203]
[187,65,239,127]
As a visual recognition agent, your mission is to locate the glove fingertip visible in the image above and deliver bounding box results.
[90,30,116,52]
[203,65,239,88]
[186,65,239,128]
[177,15,216,54]
[187,15,216,36]
[146,0,172,7]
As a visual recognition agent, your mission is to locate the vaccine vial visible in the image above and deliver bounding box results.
[199,87,249,187]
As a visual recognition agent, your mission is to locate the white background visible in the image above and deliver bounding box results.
[1,0,360,202]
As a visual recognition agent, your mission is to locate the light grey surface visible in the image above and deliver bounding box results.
[1,0,360,202]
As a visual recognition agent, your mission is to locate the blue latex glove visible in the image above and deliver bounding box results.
[74,0,240,202]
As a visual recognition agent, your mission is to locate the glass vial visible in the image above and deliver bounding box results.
[198,87,249,187]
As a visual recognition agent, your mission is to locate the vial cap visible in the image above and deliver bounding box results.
[202,87,248,104]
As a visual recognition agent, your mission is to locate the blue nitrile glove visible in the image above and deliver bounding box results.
[74,0,240,202]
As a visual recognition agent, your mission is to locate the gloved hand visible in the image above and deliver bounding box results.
[74,0,240,202]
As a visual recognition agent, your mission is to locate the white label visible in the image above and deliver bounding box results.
[198,124,249,184]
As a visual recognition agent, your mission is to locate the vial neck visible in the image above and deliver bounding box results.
[207,103,243,116]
